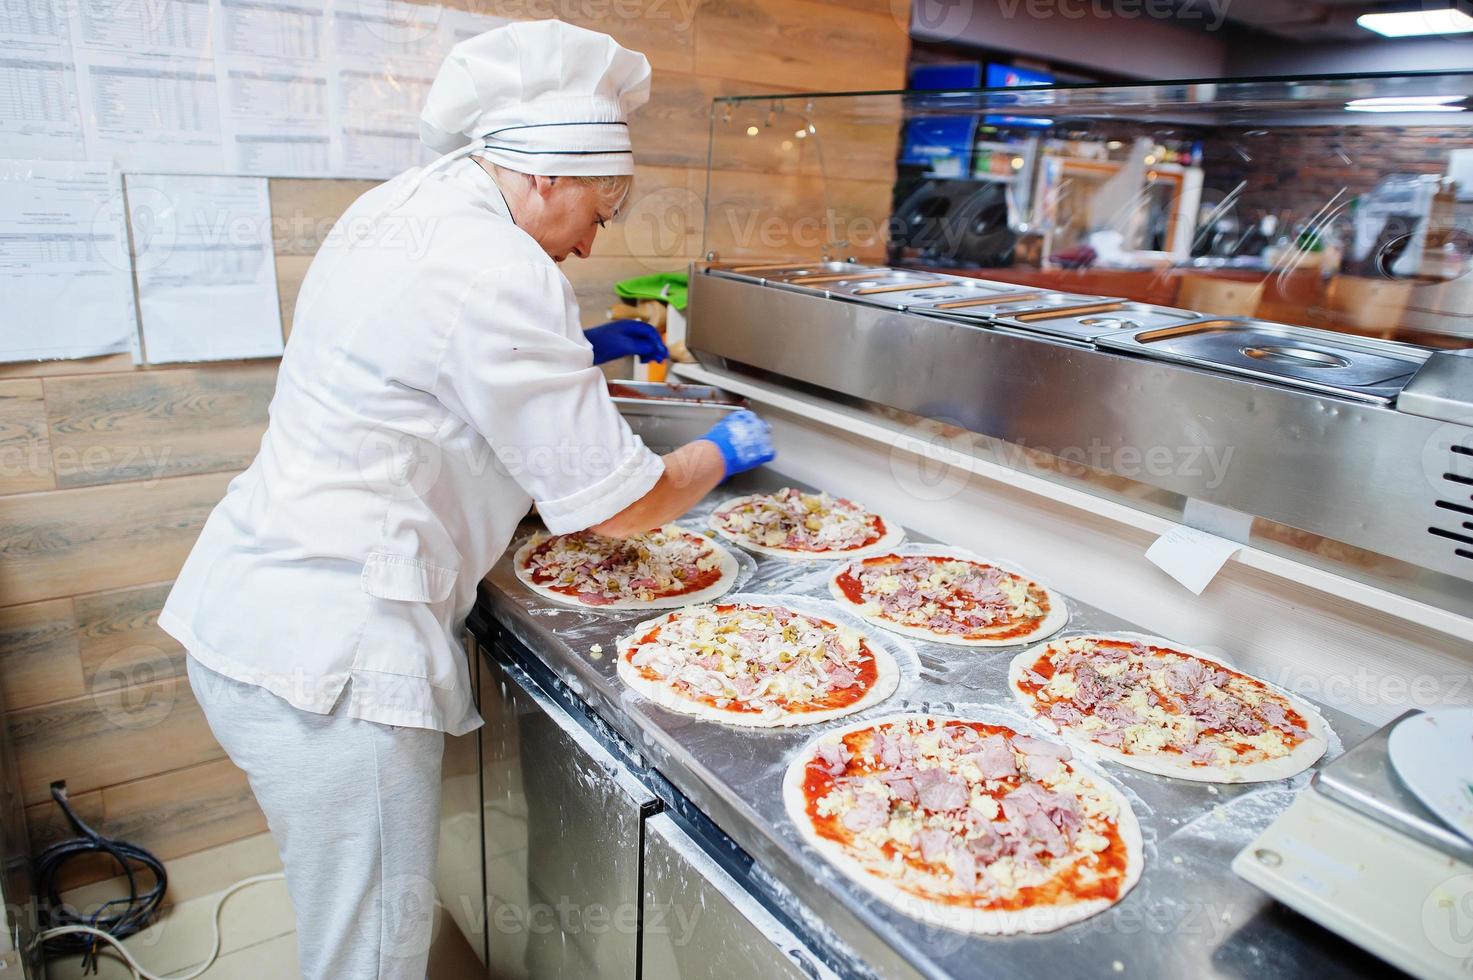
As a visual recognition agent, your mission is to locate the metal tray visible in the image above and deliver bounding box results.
[1095,318,1431,403]
[706,261,880,287]
[994,302,1202,341]
[1312,710,1473,866]
[849,277,1035,311]
[920,291,1121,324]
[609,380,747,453]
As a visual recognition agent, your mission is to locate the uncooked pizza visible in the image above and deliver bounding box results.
[616,601,899,726]
[709,488,903,559]
[513,525,738,609]
[829,553,1067,647]
[1008,633,1329,783]
[784,714,1142,934]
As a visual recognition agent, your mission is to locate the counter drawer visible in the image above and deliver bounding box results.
[642,813,836,980]
[480,645,657,980]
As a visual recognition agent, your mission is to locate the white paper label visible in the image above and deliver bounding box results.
[1145,524,1242,596]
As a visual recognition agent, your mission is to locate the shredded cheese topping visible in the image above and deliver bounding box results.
[1018,636,1311,768]
[713,488,883,552]
[624,604,875,721]
[802,717,1131,909]
[840,555,1047,638]
[522,525,723,605]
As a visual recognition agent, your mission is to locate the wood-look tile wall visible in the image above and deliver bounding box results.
[0,0,910,889]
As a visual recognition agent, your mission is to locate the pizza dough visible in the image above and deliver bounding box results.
[1008,632,1330,783]
[783,713,1143,935]
[829,552,1067,647]
[513,525,738,610]
[709,488,904,559]
[615,601,899,727]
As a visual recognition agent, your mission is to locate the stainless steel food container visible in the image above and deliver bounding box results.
[1095,318,1431,403]
[993,302,1203,341]
[609,380,749,452]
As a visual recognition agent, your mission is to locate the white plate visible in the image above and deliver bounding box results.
[1388,708,1473,844]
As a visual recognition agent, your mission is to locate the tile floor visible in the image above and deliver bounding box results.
[45,832,484,979]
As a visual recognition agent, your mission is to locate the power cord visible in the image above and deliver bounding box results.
[33,781,285,979]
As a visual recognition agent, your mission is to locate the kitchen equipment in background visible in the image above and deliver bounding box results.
[1235,712,1473,980]
[921,290,1117,323]
[608,380,748,453]
[1387,709,1473,845]
[889,177,1018,268]
[992,303,1202,342]
[1095,318,1430,403]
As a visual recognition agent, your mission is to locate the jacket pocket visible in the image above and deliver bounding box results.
[360,552,458,603]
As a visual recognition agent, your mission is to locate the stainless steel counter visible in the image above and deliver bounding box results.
[474,468,1380,980]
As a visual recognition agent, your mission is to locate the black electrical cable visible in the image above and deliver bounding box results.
[34,781,167,973]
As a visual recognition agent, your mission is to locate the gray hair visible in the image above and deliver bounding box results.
[486,161,633,216]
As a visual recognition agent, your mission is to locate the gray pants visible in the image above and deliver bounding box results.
[187,657,445,980]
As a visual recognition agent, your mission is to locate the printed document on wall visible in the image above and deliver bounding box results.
[0,160,138,363]
[215,0,334,177]
[68,0,226,172]
[128,174,285,363]
[0,0,87,160]
[327,0,446,178]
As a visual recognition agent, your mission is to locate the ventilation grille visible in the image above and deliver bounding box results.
[1430,443,1473,563]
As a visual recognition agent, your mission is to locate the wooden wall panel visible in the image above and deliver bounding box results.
[76,583,187,692]
[0,599,83,711]
[269,178,378,256]
[0,471,235,605]
[21,759,261,893]
[0,354,133,382]
[2,0,911,881]
[694,0,908,92]
[0,379,55,495]
[44,366,273,489]
[9,678,221,806]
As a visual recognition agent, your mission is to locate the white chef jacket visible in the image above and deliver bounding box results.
[160,158,664,736]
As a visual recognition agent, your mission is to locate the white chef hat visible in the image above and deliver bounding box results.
[419,20,651,177]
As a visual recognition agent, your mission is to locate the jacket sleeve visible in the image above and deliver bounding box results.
[433,262,664,534]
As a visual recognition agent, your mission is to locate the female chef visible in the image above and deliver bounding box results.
[159,21,774,980]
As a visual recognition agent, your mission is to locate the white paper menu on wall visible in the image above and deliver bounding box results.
[215,0,334,177]
[0,0,87,160]
[68,0,227,173]
[127,173,284,363]
[326,0,449,178]
[0,160,138,363]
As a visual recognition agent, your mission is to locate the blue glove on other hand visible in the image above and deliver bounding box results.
[585,319,669,365]
[700,409,776,479]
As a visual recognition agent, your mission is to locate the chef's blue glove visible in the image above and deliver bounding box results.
[700,409,776,479]
[585,319,669,365]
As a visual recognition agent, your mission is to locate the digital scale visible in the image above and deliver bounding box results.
[1234,711,1473,980]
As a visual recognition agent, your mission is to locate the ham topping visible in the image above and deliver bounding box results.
[842,555,1046,637]
[811,719,1124,902]
[1019,636,1311,768]
[626,604,873,720]
[525,526,722,603]
[714,487,882,552]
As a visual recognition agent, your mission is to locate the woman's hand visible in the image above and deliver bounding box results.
[585,319,669,365]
